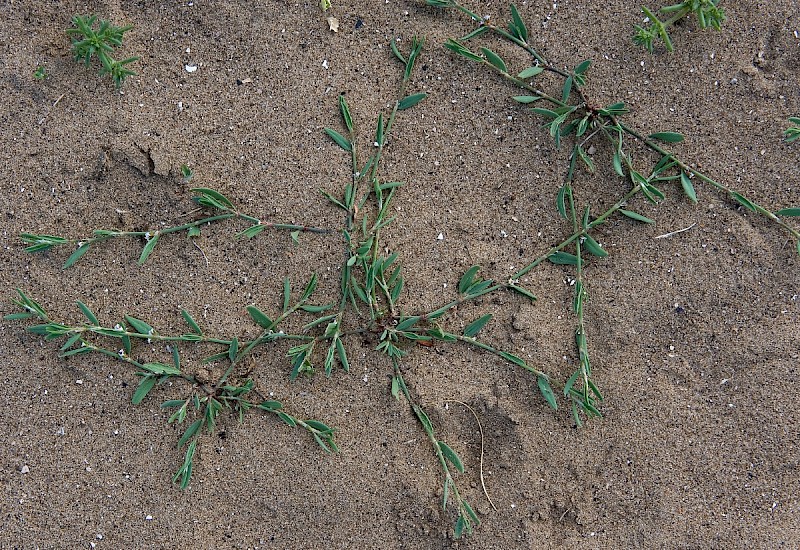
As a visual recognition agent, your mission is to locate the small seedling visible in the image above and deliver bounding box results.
[34,66,47,80]
[785,117,800,143]
[66,14,139,88]
[633,0,725,52]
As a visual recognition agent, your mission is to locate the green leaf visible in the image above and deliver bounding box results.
[498,351,527,369]
[191,188,234,209]
[556,185,567,219]
[582,235,607,257]
[76,301,99,325]
[538,376,557,410]
[512,95,541,104]
[301,273,318,301]
[181,309,202,335]
[454,516,465,539]
[463,314,492,338]
[125,316,153,335]
[396,315,420,331]
[247,305,273,329]
[187,226,201,238]
[174,439,197,489]
[138,234,159,265]
[731,192,757,212]
[619,209,655,224]
[258,400,282,411]
[612,149,624,177]
[458,266,480,294]
[335,337,349,372]
[439,441,464,473]
[178,419,202,448]
[444,39,483,63]
[398,93,427,110]
[283,277,291,312]
[141,362,181,375]
[338,94,353,133]
[561,75,573,103]
[324,128,351,152]
[509,4,528,42]
[548,251,579,265]
[481,47,507,73]
[63,243,90,269]
[574,59,591,74]
[132,375,156,404]
[563,369,581,396]
[776,208,800,217]
[277,411,297,427]
[530,107,558,119]
[517,66,544,79]
[228,337,238,362]
[391,376,400,400]
[649,131,684,143]
[680,172,698,204]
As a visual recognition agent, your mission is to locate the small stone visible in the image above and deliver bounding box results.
[20,465,30,474]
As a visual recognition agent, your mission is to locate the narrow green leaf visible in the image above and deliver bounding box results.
[375,113,384,147]
[247,305,274,329]
[191,188,234,209]
[731,192,757,212]
[283,277,291,312]
[776,208,800,217]
[612,149,624,177]
[463,314,492,338]
[132,375,157,404]
[649,131,684,143]
[125,316,153,335]
[442,478,450,510]
[619,209,655,224]
[498,351,527,368]
[391,376,400,400]
[517,66,544,79]
[458,266,480,294]
[454,516,465,539]
[396,315,420,331]
[509,4,528,42]
[439,441,464,473]
[258,400,282,411]
[301,273,318,301]
[335,337,349,372]
[538,376,557,410]
[338,94,353,133]
[228,337,238,362]
[548,251,579,265]
[563,369,581,396]
[141,362,181,375]
[277,411,297,427]
[574,59,591,74]
[561,75,573,103]
[530,107,558,119]
[512,95,541,104]
[181,309,202,335]
[138,234,159,265]
[481,47,507,73]
[508,284,537,301]
[398,92,427,110]
[680,172,698,204]
[63,243,90,269]
[583,235,608,257]
[556,185,567,219]
[178,419,202,448]
[76,301,99,325]
[324,128,352,152]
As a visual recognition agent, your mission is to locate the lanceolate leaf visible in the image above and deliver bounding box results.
[583,235,608,257]
[132,375,156,404]
[649,131,684,143]
[463,314,492,338]
[680,172,698,204]
[537,376,557,410]
[549,251,579,265]
[776,208,800,217]
[247,305,274,329]
[439,441,464,473]
[481,47,507,73]
[324,128,352,152]
[63,243,90,269]
[138,234,159,265]
[398,93,427,110]
[619,209,655,224]
[517,66,543,79]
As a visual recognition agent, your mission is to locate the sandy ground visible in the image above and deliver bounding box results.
[1,1,799,548]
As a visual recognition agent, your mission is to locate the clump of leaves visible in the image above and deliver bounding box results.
[785,117,800,143]
[66,14,139,88]
[633,0,725,52]
[34,66,47,80]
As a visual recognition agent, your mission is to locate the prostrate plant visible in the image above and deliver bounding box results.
[20,187,329,268]
[786,117,800,143]
[424,0,800,424]
[66,14,140,88]
[633,0,725,52]
[5,285,337,488]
